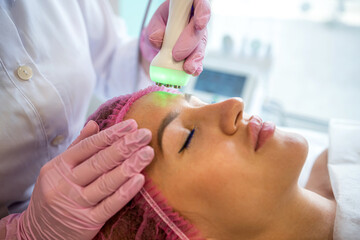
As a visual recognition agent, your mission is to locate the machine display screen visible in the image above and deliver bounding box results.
[194,69,247,97]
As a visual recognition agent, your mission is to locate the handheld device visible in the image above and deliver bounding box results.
[150,0,193,89]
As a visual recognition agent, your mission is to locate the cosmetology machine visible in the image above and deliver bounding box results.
[182,36,273,114]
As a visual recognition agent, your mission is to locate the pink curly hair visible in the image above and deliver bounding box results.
[87,86,204,240]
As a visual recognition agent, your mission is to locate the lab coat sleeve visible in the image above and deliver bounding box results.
[77,0,152,99]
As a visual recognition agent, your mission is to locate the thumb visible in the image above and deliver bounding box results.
[68,120,99,149]
[145,0,169,49]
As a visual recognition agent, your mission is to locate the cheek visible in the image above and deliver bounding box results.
[181,139,250,207]
[179,140,271,229]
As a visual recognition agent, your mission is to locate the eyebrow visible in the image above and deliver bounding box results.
[157,94,193,153]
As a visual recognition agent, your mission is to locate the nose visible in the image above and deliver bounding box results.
[220,98,244,134]
[198,98,244,135]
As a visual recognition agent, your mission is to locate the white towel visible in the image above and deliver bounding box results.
[328,119,360,240]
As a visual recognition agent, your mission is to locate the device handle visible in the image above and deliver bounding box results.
[151,0,193,70]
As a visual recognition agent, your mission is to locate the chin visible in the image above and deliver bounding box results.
[264,128,308,153]
[283,129,309,167]
[286,130,308,157]
[270,128,309,173]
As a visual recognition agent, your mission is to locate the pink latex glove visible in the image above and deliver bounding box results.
[140,0,211,76]
[0,119,154,240]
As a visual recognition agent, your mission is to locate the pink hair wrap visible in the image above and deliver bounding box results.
[87,86,204,240]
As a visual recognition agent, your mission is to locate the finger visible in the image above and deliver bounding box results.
[140,28,159,63]
[68,120,99,149]
[193,0,211,30]
[172,17,206,62]
[182,29,207,75]
[71,129,152,186]
[146,0,169,49]
[80,146,153,207]
[90,174,145,224]
[63,119,138,167]
[193,64,203,77]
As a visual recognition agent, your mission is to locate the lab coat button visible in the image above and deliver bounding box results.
[51,135,65,146]
[17,65,33,80]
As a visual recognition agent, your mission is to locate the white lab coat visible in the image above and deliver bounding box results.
[0,0,151,217]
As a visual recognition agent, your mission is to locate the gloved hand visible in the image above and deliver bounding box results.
[0,119,154,240]
[140,0,211,76]
[68,119,100,149]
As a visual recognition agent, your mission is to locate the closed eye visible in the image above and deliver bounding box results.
[178,128,195,153]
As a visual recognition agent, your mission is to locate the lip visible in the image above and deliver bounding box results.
[248,116,276,151]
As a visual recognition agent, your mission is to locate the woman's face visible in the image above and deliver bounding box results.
[124,91,308,238]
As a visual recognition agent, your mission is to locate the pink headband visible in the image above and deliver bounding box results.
[86,85,179,131]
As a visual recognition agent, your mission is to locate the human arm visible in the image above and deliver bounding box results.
[0,119,154,240]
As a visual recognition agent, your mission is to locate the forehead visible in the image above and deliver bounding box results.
[139,91,180,108]
[123,91,182,133]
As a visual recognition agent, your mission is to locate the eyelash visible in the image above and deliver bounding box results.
[178,127,196,153]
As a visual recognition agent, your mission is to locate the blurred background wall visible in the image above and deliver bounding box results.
[110,0,360,132]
